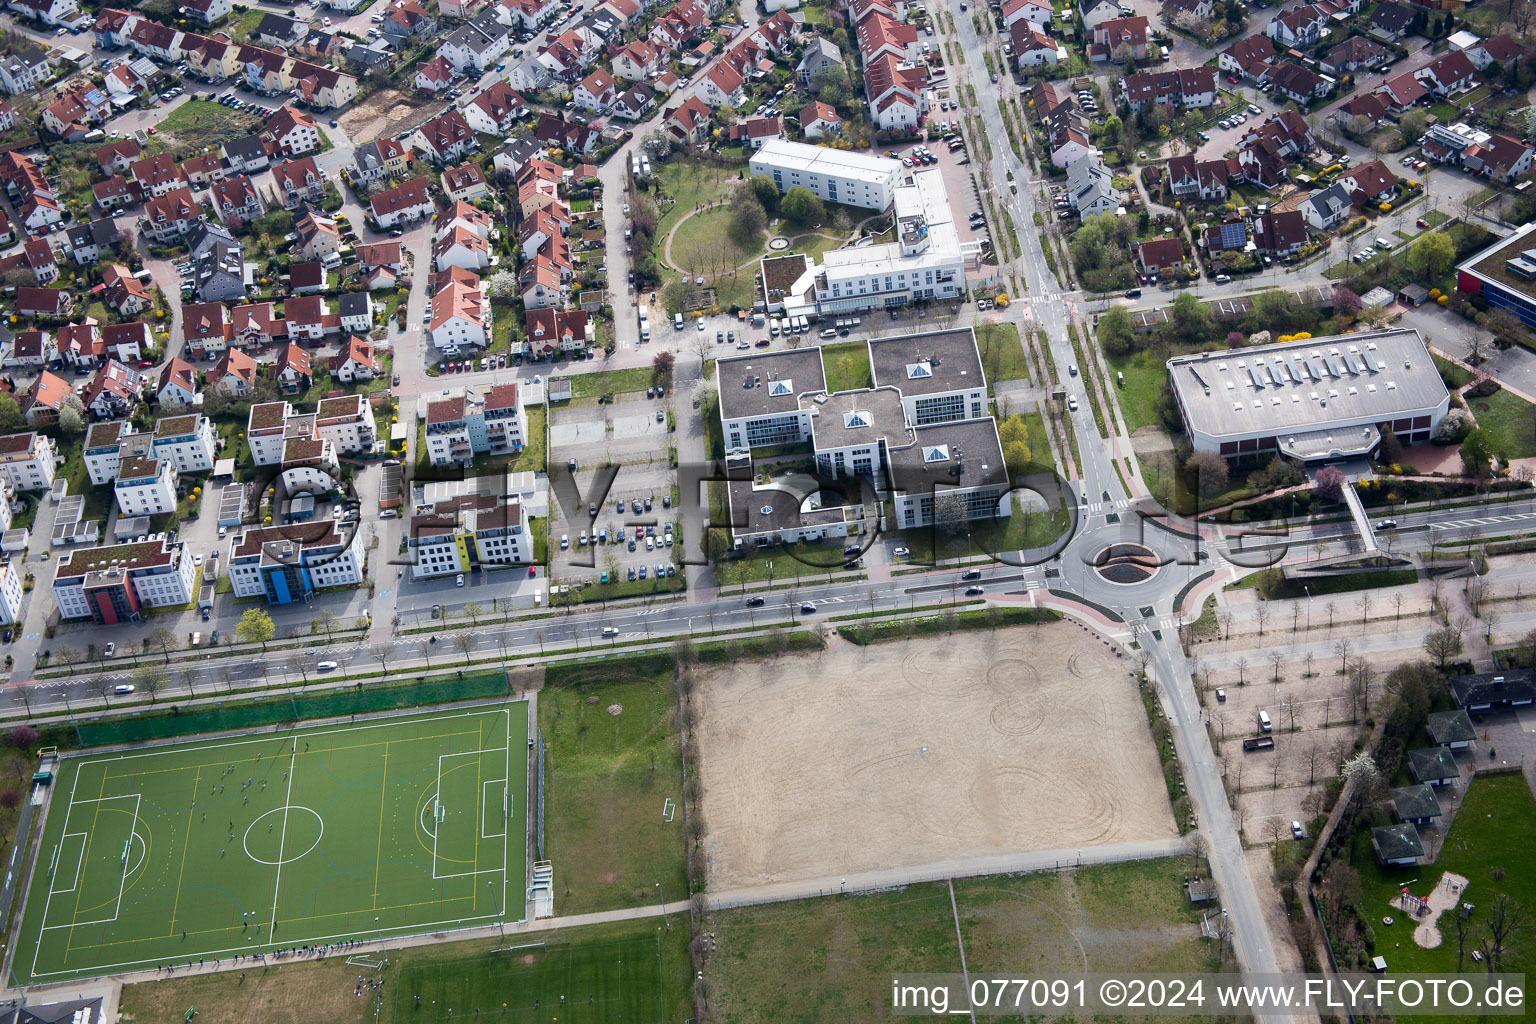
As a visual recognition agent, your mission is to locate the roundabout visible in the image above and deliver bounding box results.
[1091,543,1161,585]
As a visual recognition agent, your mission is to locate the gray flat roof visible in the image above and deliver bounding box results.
[717,350,828,421]
[868,328,986,397]
[803,386,909,450]
[887,418,1007,492]
[1167,328,1447,440]
[726,478,851,536]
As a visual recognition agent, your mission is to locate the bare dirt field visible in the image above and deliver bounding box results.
[695,622,1177,889]
[338,88,444,147]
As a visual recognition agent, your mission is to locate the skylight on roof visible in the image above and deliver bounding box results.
[768,379,793,396]
[843,411,871,429]
[923,445,949,463]
[906,361,933,379]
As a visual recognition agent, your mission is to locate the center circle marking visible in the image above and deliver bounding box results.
[1093,543,1161,585]
[242,806,324,865]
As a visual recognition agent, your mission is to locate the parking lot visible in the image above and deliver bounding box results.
[1192,95,1279,161]
[547,393,682,586]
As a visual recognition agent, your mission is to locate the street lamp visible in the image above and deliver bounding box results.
[656,881,668,931]
[57,692,81,745]
[1304,584,1311,634]
[374,915,387,967]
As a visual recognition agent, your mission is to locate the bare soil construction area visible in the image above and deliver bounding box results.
[338,88,444,147]
[696,622,1177,889]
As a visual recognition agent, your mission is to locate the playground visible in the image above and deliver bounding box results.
[694,622,1176,888]
[12,702,528,984]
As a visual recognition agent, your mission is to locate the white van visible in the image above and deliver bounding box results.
[673,312,684,330]
[1258,710,1272,732]
[317,661,338,672]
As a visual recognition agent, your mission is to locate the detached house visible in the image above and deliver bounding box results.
[1089,16,1148,62]
[210,174,263,228]
[462,82,525,135]
[332,335,381,382]
[442,162,490,203]
[1463,133,1535,184]
[295,210,341,261]
[140,187,204,243]
[1001,0,1052,30]
[181,301,229,359]
[415,56,455,94]
[614,40,661,81]
[612,82,656,121]
[21,371,73,425]
[801,100,843,140]
[695,60,747,108]
[1337,159,1399,206]
[157,357,199,408]
[412,110,477,165]
[95,138,141,176]
[370,177,434,229]
[271,157,327,209]
[666,96,713,145]
[573,68,617,112]
[102,264,152,316]
[131,153,189,198]
[265,106,322,157]
[353,137,414,185]
[208,348,259,397]
[1265,3,1328,48]
[1253,209,1307,256]
[1415,50,1477,98]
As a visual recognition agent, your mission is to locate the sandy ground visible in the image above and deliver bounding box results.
[695,622,1177,889]
[1246,848,1306,973]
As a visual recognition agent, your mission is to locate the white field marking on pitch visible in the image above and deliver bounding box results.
[40,793,140,933]
[431,748,507,881]
[25,707,523,981]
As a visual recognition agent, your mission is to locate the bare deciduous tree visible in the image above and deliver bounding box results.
[1334,636,1353,674]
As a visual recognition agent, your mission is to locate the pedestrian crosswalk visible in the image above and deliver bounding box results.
[1430,510,1536,531]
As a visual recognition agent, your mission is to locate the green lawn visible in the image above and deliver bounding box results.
[653,161,743,244]
[820,339,872,393]
[892,496,1072,563]
[669,206,757,276]
[1429,102,1462,123]
[1434,353,1473,390]
[1105,345,1182,434]
[976,322,1029,385]
[158,99,264,152]
[228,5,267,41]
[1466,387,1536,460]
[13,703,528,984]
[1349,773,1536,987]
[539,657,687,916]
[705,858,1218,1024]
[118,915,689,1024]
[390,919,688,1023]
[568,366,667,399]
[714,537,850,588]
[54,440,113,522]
[510,405,547,473]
